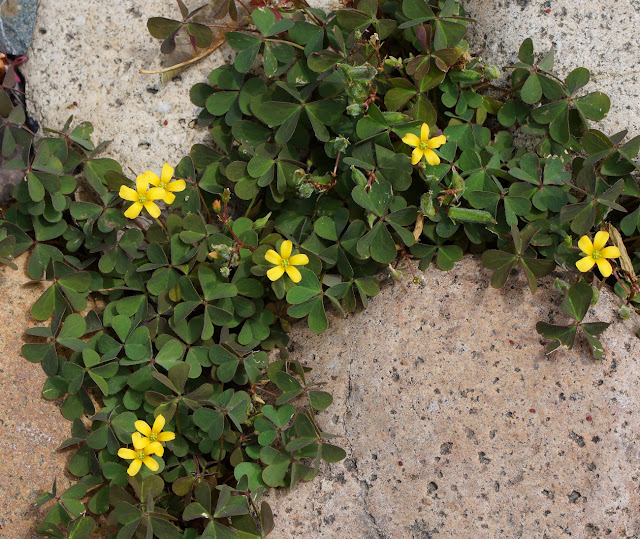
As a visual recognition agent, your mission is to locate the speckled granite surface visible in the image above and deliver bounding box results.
[0,255,73,538]
[267,257,640,537]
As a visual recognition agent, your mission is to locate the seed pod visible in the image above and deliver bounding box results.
[351,166,368,187]
[420,192,436,217]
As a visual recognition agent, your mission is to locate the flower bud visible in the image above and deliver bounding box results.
[298,182,315,198]
[384,56,403,69]
[221,188,231,203]
[220,266,231,278]
[591,286,600,306]
[212,200,222,213]
[351,166,368,187]
[333,136,350,152]
[346,103,364,116]
[452,170,465,191]
[420,192,436,217]
[619,304,632,320]
[485,65,501,80]
[553,277,569,294]
[388,264,403,282]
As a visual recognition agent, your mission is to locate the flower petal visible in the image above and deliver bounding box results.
[132,432,149,450]
[599,246,621,259]
[143,457,159,472]
[402,133,420,147]
[167,179,186,193]
[137,172,155,192]
[145,442,164,457]
[576,255,596,273]
[264,249,282,266]
[593,231,610,251]
[161,163,175,184]
[124,202,143,219]
[280,240,292,259]
[578,235,594,255]
[127,458,143,476]
[411,148,423,165]
[428,135,447,149]
[146,187,165,201]
[267,266,285,281]
[118,448,137,460]
[289,254,309,266]
[286,266,302,283]
[420,123,430,142]
[119,185,138,202]
[144,201,161,218]
[152,415,166,433]
[423,149,441,166]
[135,420,152,437]
[143,170,160,187]
[163,191,176,205]
[157,431,175,442]
[595,258,613,278]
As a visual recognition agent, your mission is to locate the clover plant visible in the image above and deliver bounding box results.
[0,0,638,537]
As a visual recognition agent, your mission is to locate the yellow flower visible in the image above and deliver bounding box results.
[119,174,165,219]
[134,414,176,445]
[265,240,309,283]
[576,231,621,278]
[141,163,187,204]
[402,123,447,166]
[117,433,164,476]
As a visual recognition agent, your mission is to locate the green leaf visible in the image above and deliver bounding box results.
[147,17,182,39]
[520,73,542,104]
[574,92,610,121]
[518,38,534,65]
[286,269,322,304]
[68,516,95,539]
[435,245,463,271]
[309,391,332,410]
[536,322,578,350]
[566,67,590,94]
[561,280,593,322]
[447,207,496,224]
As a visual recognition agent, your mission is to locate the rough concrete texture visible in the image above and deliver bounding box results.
[464,0,640,137]
[268,257,640,537]
[0,254,73,538]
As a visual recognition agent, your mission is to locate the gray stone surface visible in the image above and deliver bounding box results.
[0,0,37,55]
[464,0,640,137]
[22,0,640,173]
[268,257,640,537]
[23,0,234,176]
[21,0,332,176]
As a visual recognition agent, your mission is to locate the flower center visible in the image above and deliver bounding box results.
[158,181,167,189]
[149,432,158,442]
[418,141,429,151]
[136,450,146,460]
[591,249,601,260]
[280,258,290,268]
[138,194,147,204]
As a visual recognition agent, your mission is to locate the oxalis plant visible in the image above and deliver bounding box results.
[0,0,639,536]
